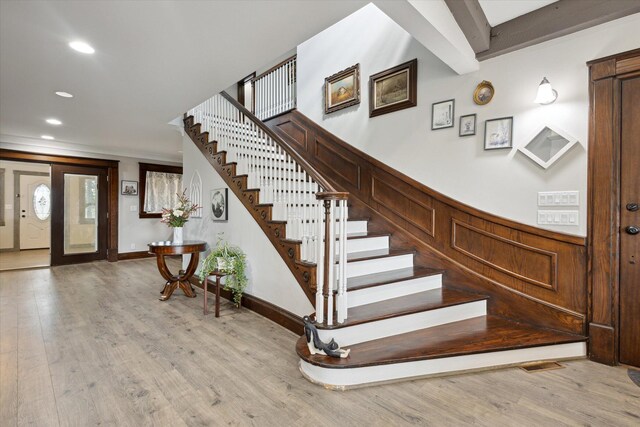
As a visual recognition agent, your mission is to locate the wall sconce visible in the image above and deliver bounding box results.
[534,77,558,105]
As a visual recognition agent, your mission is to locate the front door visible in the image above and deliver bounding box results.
[19,174,51,249]
[619,75,640,367]
[51,164,108,265]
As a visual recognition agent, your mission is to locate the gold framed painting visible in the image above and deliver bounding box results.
[369,58,418,117]
[325,64,360,114]
[473,80,495,105]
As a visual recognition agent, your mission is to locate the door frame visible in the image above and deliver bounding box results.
[0,149,119,262]
[12,170,50,251]
[587,48,640,365]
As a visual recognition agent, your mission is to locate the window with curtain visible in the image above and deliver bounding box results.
[138,163,183,218]
[143,171,182,213]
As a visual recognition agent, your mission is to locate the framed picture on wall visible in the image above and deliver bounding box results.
[431,99,455,130]
[484,117,513,150]
[211,188,228,221]
[121,180,138,196]
[369,58,418,117]
[459,114,476,136]
[325,64,360,114]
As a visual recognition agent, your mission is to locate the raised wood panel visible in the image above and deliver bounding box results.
[451,219,557,291]
[371,176,435,237]
[617,56,640,75]
[314,136,361,189]
[275,120,307,151]
[266,111,587,335]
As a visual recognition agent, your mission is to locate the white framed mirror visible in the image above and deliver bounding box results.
[518,125,579,169]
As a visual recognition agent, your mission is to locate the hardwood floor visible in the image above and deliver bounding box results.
[0,249,50,271]
[0,259,638,426]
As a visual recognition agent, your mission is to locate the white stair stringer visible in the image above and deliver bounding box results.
[299,342,587,389]
[316,299,486,346]
[347,273,442,308]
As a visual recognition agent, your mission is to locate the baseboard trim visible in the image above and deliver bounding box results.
[188,276,303,334]
[118,251,155,260]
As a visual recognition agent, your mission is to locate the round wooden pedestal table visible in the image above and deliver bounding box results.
[148,240,208,301]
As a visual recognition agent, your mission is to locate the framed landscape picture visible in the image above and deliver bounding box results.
[325,64,360,114]
[369,58,417,117]
[211,188,228,221]
[121,180,138,196]
[431,99,455,130]
[484,117,513,150]
[459,114,476,136]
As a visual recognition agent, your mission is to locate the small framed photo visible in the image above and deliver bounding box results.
[473,80,495,105]
[369,58,418,117]
[459,114,476,136]
[211,188,228,221]
[121,180,138,196]
[484,117,513,150]
[325,64,360,114]
[431,99,455,130]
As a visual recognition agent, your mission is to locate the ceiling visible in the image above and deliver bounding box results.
[478,0,558,26]
[0,0,367,162]
[0,0,563,163]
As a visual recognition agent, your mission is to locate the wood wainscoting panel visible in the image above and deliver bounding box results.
[266,111,588,335]
[371,176,435,237]
[275,119,307,151]
[314,136,361,189]
[451,219,557,291]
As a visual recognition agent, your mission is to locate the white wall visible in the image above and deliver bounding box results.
[0,142,180,253]
[296,5,640,236]
[0,160,50,249]
[182,135,314,317]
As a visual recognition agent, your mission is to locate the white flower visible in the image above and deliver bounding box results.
[173,209,184,217]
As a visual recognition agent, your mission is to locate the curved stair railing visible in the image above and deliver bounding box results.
[187,92,348,325]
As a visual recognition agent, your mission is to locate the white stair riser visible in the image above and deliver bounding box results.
[339,236,389,255]
[299,342,587,388]
[342,253,412,278]
[347,274,442,308]
[317,300,486,346]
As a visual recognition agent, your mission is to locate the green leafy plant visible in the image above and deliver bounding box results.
[199,234,247,307]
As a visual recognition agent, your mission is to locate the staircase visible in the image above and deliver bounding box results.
[184,74,586,388]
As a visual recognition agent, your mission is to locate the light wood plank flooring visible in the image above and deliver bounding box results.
[0,258,638,426]
[0,249,50,271]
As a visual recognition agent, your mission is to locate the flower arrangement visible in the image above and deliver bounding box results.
[199,233,248,307]
[160,189,200,228]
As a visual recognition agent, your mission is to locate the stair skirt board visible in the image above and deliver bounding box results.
[342,254,413,278]
[317,300,486,346]
[347,274,442,308]
[299,342,587,389]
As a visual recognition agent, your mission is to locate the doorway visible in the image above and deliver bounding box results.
[587,48,640,367]
[0,160,52,271]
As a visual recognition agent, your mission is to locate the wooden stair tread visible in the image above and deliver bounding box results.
[297,315,586,368]
[319,288,487,329]
[347,266,443,291]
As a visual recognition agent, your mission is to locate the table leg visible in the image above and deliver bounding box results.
[215,275,221,318]
[204,277,209,315]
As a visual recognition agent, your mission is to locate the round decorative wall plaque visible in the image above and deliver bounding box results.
[473,80,495,105]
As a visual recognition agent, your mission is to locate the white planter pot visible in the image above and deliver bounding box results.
[173,227,184,243]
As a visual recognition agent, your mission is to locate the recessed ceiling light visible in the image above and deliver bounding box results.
[46,118,62,125]
[41,135,55,140]
[69,41,95,54]
[55,91,73,98]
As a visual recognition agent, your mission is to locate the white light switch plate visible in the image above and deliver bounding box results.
[538,191,579,207]
[538,210,579,226]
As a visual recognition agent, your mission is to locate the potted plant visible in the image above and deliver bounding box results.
[199,234,247,307]
[160,189,200,243]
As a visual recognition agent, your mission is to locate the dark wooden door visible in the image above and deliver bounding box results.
[51,164,108,265]
[619,75,640,367]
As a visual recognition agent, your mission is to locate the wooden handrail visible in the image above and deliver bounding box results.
[253,55,296,82]
[219,91,339,193]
